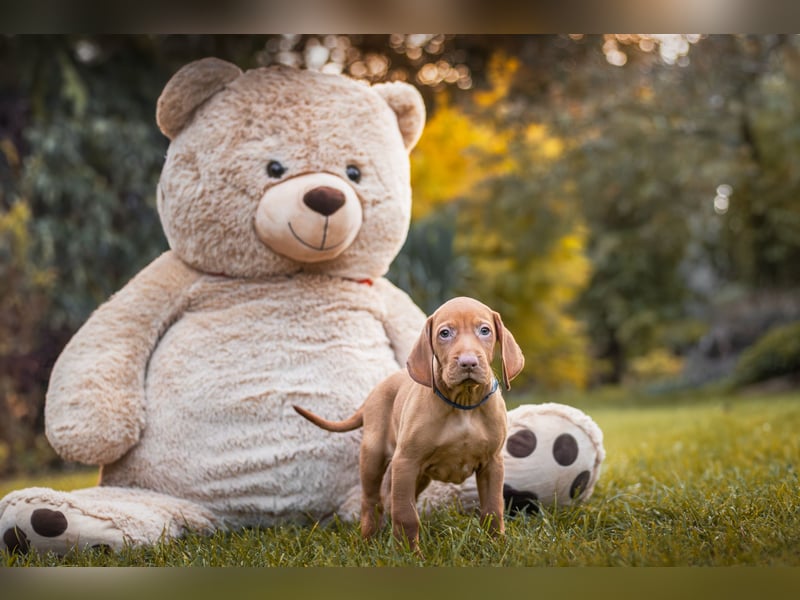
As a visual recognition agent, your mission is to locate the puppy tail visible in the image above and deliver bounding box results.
[293,405,364,432]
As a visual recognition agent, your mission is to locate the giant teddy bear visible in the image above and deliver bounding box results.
[0,58,604,555]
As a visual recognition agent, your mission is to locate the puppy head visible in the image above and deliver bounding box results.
[406,297,525,390]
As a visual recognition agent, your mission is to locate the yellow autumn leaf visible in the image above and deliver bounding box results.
[411,98,513,219]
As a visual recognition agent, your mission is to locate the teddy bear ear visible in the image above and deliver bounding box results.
[372,81,426,151]
[156,57,243,140]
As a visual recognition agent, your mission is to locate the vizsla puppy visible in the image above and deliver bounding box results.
[294,296,524,552]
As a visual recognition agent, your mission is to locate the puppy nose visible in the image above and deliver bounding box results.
[458,353,479,370]
[303,186,346,216]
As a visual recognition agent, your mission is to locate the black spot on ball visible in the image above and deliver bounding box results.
[552,433,579,466]
[503,484,540,515]
[3,526,30,554]
[506,428,537,458]
[30,508,68,537]
[570,470,591,499]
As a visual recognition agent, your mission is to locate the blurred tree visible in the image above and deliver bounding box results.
[407,94,513,221]
[389,65,515,314]
[387,205,468,316]
[507,35,796,382]
[723,36,800,288]
[0,201,58,476]
[396,54,592,388]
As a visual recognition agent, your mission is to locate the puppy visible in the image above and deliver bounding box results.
[294,296,524,552]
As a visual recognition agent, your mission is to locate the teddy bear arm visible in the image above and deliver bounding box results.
[45,251,201,465]
[373,278,427,366]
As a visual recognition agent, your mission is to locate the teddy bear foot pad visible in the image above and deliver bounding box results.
[0,486,218,555]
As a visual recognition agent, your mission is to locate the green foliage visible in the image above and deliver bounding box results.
[0,201,58,476]
[455,174,591,389]
[16,38,170,330]
[561,51,746,380]
[721,42,800,287]
[388,205,469,316]
[3,391,799,566]
[732,321,800,387]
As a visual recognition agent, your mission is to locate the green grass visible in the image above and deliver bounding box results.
[0,469,99,499]
[2,389,799,566]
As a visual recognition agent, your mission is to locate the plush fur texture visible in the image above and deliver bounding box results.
[0,59,605,556]
[0,59,428,554]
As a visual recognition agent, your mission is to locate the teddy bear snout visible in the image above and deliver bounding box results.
[303,187,346,217]
[254,172,363,264]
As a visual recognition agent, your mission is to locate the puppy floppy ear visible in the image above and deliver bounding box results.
[493,312,525,390]
[406,317,434,388]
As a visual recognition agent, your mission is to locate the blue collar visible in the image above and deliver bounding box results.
[433,378,499,411]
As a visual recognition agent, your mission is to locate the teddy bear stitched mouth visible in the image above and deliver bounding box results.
[287,218,347,252]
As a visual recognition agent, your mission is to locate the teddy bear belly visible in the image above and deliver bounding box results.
[100,299,399,525]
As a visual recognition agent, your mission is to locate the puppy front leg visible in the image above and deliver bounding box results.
[390,456,422,551]
[475,454,505,536]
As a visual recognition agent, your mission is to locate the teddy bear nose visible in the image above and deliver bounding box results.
[303,186,346,216]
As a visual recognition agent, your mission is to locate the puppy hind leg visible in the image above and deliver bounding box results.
[359,445,388,539]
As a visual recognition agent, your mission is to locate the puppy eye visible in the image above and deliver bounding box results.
[479,326,492,337]
[267,160,286,178]
[438,328,452,340]
[346,165,361,183]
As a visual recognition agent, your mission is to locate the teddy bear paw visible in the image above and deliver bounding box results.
[501,403,605,511]
[1,490,126,555]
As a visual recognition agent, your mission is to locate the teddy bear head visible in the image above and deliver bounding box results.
[155,57,426,280]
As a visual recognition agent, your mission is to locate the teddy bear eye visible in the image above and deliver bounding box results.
[346,165,361,183]
[267,161,286,179]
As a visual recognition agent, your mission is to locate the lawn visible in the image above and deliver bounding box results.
[2,388,799,566]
